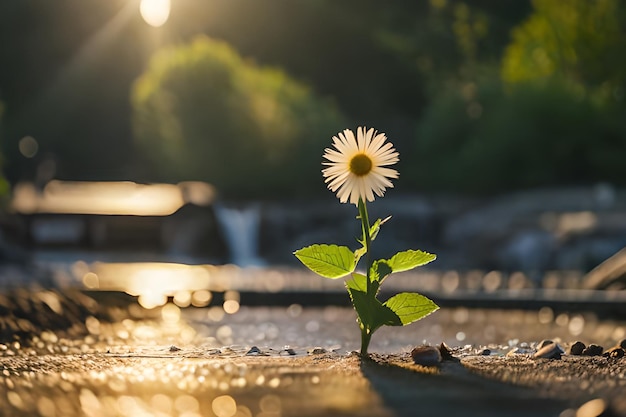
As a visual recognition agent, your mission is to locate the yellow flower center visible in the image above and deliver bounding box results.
[349,153,373,177]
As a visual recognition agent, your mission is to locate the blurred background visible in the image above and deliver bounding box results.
[0,0,626,289]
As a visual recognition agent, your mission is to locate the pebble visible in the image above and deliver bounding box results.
[438,342,456,361]
[582,344,604,356]
[619,339,626,350]
[169,345,181,352]
[533,342,563,360]
[506,347,534,357]
[478,348,491,356]
[411,345,442,366]
[537,339,554,349]
[604,347,625,359]
[570,341,586,356]
[246,346,262,356]
[307,347,327,355]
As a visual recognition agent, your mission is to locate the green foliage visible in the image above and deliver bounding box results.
[410,79,626,194]
[502,0,626,104]
[387,250,438,274]
[384,293,440,326]
[295,208,438,356]
[3,0,623,197]
[131,36,346,198]
[293,244,358,279]
[342,251,441,333]
[347,288,402,332]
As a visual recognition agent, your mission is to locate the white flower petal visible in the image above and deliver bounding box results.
[373,166,399,179]
[367,132,387,155]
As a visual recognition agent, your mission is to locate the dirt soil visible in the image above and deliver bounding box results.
[0,347,624,417]
[1,288,625,416]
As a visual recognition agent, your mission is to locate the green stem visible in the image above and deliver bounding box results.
[357,198,373,357]
[358,198,372,295]
[360,327,372,357]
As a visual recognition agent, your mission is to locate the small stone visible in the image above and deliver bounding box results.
[411,345,442,366]
[438,342,456,361]
[618,339,626,350]
[479,348,491,356]
[537,339,554,349]
[246,346,262,355]
[604,347,625,359]
[533,342,563,360]
[308,347,327,355]
[582,344,604,356]
[169,345,181,352]
[506,347,522,357]
[570,341,586,355]
[507,347,533,356]
[280,348,296,356]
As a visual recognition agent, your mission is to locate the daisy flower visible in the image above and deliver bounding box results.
[322,127,399,205]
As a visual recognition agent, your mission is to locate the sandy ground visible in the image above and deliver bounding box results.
[1,288,625,416]
[1,347,624,417]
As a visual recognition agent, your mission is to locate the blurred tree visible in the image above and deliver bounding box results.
[361,1,531,90]
[167,0,433,148]
[131,36,346,199]
[0,0,155,183]
[410,78,626,194]
[502,0,626,105]
[406,0,626,194]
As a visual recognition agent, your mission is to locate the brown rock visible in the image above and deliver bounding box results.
[537,339,554,349]
[533,342,563,360]
[438,342,456,361]
[604,347,625,359]
[411,345,442,366]
[570,341,586,355]
[582,344,604,356]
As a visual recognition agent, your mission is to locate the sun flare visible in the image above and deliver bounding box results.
[139,0,171,27]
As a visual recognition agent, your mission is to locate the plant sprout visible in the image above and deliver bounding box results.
[294,127,439,356]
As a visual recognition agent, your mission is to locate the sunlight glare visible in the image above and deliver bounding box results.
[140,0,171,27]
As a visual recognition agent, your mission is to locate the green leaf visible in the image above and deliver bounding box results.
[383,292,439,326]
[387,250,437,273]
[294,244,356,279]
[354,246,366,264]
[346,272,368,292]
[370,260,392,285]
[369,216,391,242]
[346,287,401,331]
[347,272,379,295]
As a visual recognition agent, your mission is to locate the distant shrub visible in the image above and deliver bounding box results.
[131,36,346,199]
[502,0,626,105]
[408,80,626,194]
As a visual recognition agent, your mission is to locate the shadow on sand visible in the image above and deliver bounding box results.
[359,356,568,417]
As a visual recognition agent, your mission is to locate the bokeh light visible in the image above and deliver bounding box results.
[139,0,171,27]
[212,395,237,417]
[18,136,38,158]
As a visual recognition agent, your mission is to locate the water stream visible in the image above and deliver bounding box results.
[213,203,266,267]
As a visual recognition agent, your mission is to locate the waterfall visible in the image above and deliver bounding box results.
[213,203,266,267]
